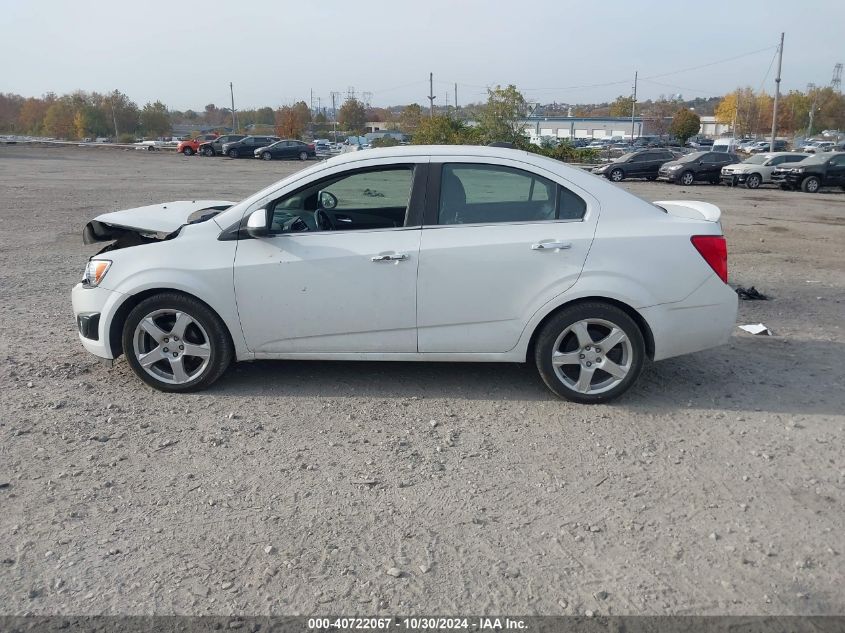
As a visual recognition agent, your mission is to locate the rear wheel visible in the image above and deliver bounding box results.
[801,176,821,193]
[182,147,194,156]
[679,171,695,186]
[299,151,309,161]
[745,173,761,189]
[609,168,624,182]
[261,151,273,161]
[534,302,645,404]
[122,293,233,393]
[227,148,238,158]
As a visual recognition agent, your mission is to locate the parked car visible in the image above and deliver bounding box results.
[177,134,219,156]
[712,138,742,153]
[748,140,788,153]
[687,138,714,149]
[657,151,739,185]
[197,134,246,157]
[72,146,737,403]
[592,149,679,182]
[720,152,809,188]
[771,151,845,192]
[221,135,280,158]
[801,141,835,153]
[255,139,316,161]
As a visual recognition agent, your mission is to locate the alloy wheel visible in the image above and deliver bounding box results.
[610,168,623,182]
[262,152,272,161]
[681,172,694,186]
[299,151,308,161]
[551,318,632,395]
[132,309,211,385]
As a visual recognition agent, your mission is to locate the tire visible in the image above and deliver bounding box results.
[227,149,238,158]
[122,292,233,393]
[679,171,695,186]
[261,151,272,161]
[182,147,194,156]
[534,302,645,404]
[202,147,215,157]
[299,151,309,161]
[801,176,821,193]
[745,173,761,189]
[609,168,624,182]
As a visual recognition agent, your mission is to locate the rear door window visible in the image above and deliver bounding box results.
[437,163,586,225]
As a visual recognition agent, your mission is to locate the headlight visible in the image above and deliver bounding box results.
[791,167,805,173]
[667,164,682,170]
[83,259,112,287]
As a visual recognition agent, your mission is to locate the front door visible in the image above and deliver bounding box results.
[234,164,424,354]
[417,160,597,353]
[826,154,845,185]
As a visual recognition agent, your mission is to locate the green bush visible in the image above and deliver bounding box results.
[371,136,400,148]
[117,133,136,144]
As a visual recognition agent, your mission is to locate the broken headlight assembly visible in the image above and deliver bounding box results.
[83,259,112,287]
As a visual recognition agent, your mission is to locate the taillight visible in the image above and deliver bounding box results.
[691,235,728,283]
[307,143,315,150]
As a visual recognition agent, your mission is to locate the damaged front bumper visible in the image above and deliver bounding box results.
[71,283,124,359]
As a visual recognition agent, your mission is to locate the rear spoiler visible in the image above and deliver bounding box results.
[653,200,722,222]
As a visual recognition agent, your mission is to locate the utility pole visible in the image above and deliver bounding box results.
[229,82,237,132]
[454,83,458,112]
[770,32,784,151]
[330,92,338,144]
[428,72,436,117]
[110,96,119,139]
[630,71,638,142]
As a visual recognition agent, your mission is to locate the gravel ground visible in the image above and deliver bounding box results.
[1,145,844,616]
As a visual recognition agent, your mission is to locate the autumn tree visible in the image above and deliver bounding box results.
[608,95,635,117]
[412,116,480,145]
[274,106,305,138]
[338,98,366,133]
[669,108,701,145]
[43,100,76,138]
[478,84,528,145]
[140,101,171,137]
[399,103,422,133]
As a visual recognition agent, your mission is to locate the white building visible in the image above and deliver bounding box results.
[522,116,646,141]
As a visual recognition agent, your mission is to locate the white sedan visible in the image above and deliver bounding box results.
[72,145,737,403]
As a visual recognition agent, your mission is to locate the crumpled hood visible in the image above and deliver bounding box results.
[83,200,234,244]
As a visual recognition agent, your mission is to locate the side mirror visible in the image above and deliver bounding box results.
[246,209,269,238]
[318,190,338,210]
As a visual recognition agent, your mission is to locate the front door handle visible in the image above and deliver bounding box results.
[531,241,572,251]
[371,253,409,262]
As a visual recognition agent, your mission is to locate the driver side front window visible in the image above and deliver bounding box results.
[269,166,414,233]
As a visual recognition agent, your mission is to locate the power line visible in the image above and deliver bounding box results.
[642,45,777,80]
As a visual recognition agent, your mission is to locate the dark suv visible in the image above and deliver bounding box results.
[771,152,845,192]
[198,134,246,157]
[657,151,738,185]
[221,135,280,158]
[593,149,679,182]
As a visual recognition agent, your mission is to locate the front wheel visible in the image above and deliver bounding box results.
[745,173,761,189]
[679,171,695,186]
[202,147,215,157]
[261,151,273,161]
[122,293,233,393]
[227,149,238,158]
[801,176,821,193]
[609,168,624,182]
[182,147,194,156]
[534,302,645,404]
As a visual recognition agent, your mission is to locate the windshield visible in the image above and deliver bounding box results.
[678,152,706,163]
[797,154,829,165]
[742,155,768,165]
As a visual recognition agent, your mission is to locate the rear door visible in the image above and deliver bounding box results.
[417,158,597,353]
[825,154,845,185]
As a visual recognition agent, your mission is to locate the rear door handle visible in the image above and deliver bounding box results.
[371,253,409,262]
[531,241,572,251]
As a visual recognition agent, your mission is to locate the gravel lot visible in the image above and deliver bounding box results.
[1,145,844,616]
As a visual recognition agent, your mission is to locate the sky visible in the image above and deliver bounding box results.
[1,0,843,110]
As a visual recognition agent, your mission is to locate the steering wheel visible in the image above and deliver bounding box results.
[314,208,335,231]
